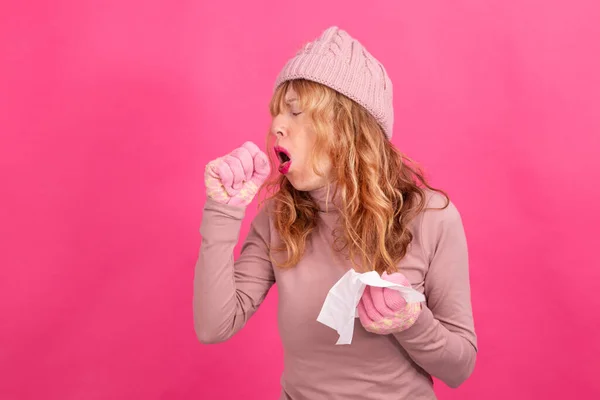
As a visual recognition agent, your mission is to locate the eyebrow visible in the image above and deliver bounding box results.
[285,98,298,104]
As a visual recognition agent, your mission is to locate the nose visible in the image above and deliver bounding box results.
[271,114,288,138]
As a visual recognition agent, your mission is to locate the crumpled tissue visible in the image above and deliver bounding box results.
[316,269,426,345]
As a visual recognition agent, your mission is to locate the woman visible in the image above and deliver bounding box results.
[195,26,477,399]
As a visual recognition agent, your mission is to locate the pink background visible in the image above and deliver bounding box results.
[1,1,599,399]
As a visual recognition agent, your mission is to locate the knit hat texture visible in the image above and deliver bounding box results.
[274,26,394,139]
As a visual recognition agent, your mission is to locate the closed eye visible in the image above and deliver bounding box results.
[292,111,303,116]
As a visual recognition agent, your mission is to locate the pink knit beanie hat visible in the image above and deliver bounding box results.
[274,26,394,139]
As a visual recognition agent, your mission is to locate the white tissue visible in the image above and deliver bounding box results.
[316,269,426,345]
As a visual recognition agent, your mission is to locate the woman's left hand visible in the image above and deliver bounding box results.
[357,272,422,335]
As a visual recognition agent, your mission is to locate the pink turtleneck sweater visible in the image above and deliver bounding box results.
[194,186,477,399]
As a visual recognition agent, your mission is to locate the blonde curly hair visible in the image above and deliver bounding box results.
[260,79,448,274]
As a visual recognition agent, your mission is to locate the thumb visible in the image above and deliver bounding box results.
[251,151,271,184]
[381,272,410,311]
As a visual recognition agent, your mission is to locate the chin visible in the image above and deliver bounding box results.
[286,178,309,192]
[286,175,327,192]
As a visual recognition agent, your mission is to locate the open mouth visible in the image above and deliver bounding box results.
[274,146,291,174]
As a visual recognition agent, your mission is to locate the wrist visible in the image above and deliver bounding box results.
[392,303,432,342]
[204,197,247,218]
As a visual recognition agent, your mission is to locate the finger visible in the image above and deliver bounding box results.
[205,162,225,190]
[223,155,245,190]
[241,141,261,157]
[382,288,407,311]
[216,160,237,196]
[370,285,396,316]
[250,151,271,184]
[357,300,374,327]
[205,158,220,179]
[380,272,410,310]
[361,287,385,322]
[230,147,253,182]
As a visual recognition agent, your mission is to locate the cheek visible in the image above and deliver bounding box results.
[316,155,333,176]
[303,129,333,173]
[291,127,314,160]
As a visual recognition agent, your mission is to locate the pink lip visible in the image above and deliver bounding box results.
[274,146,291,174]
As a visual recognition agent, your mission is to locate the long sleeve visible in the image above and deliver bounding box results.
[393,196,477,388]
[193,198,275,344]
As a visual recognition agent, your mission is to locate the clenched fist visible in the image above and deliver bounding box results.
[357,272,422,335]
[204,142,271,207]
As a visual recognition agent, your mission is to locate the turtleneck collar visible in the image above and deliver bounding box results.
[307,183,341,213]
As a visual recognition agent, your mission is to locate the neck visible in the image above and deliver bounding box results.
[308,183,340,213]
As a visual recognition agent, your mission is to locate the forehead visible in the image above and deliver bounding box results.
[284,87,298,102]
[269,81,304,117]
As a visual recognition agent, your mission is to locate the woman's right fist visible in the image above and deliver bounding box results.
[204,141,271,207]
